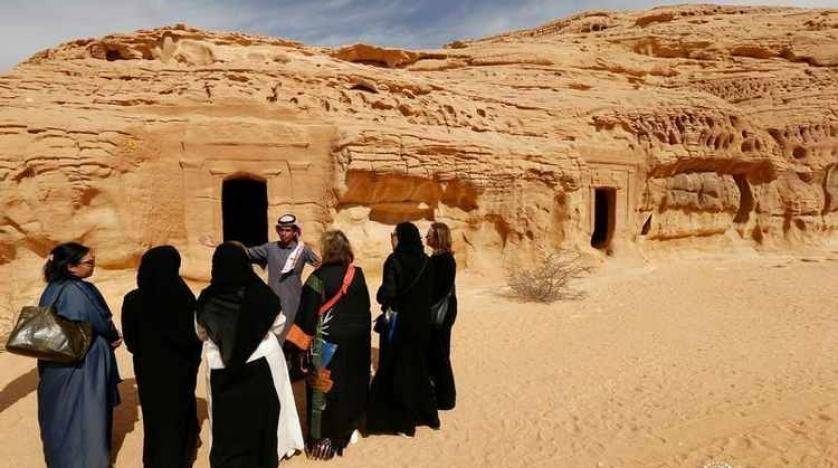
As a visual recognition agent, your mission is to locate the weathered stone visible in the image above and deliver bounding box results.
[0,4,836,292]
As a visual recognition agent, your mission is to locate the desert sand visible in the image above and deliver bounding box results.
[1,245,836,468]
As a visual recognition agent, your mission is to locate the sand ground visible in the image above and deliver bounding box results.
[1,248,837,468]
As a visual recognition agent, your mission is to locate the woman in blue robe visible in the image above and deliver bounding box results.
[37,242,122,468]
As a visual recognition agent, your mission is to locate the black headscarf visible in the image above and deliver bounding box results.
[376,222,430,311]
[197,242,280,369]
[209,242,258,285]
[394,222,425,256]
[137,246,193,304]
[123,245,198,358]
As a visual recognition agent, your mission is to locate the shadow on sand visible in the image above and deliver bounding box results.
[112,378,140,460]
[0,366,38,415]
[491,286,588,303]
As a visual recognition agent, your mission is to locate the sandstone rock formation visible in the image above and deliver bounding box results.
[0,5,836,314]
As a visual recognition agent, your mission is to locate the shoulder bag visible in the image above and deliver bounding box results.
[6,283,93,363]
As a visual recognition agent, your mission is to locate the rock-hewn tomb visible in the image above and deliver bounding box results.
[1,5,836,292]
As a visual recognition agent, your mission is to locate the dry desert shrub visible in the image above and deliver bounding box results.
[506,249,591,303]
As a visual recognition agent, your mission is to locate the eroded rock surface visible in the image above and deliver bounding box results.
[1,6,836,315]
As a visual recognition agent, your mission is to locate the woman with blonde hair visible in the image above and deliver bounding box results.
[425,222,458,410]
[287,230,371,460]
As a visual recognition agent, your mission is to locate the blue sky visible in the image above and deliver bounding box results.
[1,0,835,72]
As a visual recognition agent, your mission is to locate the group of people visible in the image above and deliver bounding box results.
[34,214,458,468]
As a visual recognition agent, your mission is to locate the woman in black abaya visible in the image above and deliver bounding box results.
[424,222,458,410]
[196,242,302,468]
[366,222,439,437]
[122,245,201,468]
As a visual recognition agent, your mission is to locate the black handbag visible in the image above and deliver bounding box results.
[374,258,429,340]
[6,283,93,363]
[430,287,454,327]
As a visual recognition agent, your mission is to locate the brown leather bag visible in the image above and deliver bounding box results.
[5,283,93,363]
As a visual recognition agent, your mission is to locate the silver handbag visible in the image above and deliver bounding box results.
[430,290,453,327]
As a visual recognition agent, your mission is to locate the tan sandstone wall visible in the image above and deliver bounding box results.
[0,5,837,326]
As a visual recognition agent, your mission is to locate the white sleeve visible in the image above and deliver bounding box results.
[269,310,286,337]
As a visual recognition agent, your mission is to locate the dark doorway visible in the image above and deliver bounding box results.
[222,177,268,247]
[591,187,616,249]
[733,174,753,224]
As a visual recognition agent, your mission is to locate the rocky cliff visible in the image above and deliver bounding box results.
[0,5,836,314]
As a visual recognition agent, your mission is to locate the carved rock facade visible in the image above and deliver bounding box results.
[0,6,836,295]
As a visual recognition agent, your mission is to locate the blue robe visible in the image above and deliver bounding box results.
[37,279,121,468]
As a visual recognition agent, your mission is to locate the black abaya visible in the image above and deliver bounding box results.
[367,223,439,436]
[209,358,279,468]
[122,246,201,468]
[196,243,284,468]
[428,252,457,410]
[294,263,371,449]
